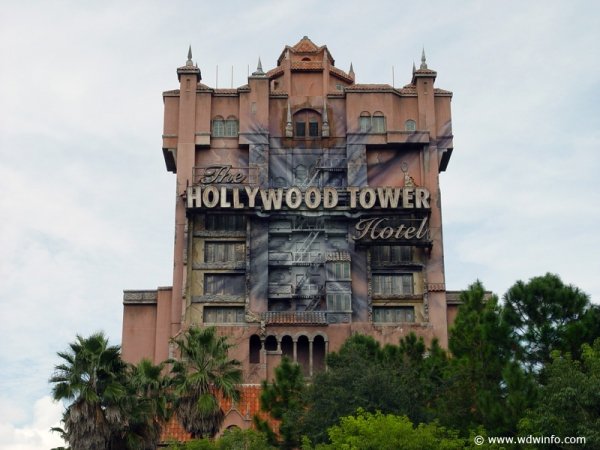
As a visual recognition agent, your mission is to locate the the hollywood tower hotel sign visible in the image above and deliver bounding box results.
[121,36,454,432]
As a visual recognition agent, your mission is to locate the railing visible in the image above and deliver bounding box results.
[261,311,327,325]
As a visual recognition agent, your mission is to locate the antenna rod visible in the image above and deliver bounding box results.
[392,66,395,88]
[216,65,219,89]
[231,65,233,88]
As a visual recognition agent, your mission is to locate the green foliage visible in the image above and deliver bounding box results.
[165,428,275,450]
[503,273,593,374]
[438,281,536,436]
[519,338,600,448]
[170,326,243,438]
[301,333,448,444]
[255,357,306,449]
[50,332,129,450]
[309,409,483,450]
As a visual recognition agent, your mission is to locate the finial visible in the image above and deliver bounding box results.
[420,47,427,70]
[349,62,355,78]
[412,61,416,74]
[252,57,265,76]
[186,45,193,66]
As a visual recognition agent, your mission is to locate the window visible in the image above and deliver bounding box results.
[294,109,321,137]
[295,121,306,137]
[204,274,245,295]
[372,112,386,133]
[372,274,414,295]
[329,262,350,280]
[225,116,238,136]
[405,119,416,132]
[212,116,225,136]
[327,293,351,312]
[203,306,244,323]
[373,306,415,323]
[205,242,245,263]
[205,215,246,231]
[371,246,412,265]
[249,334,261,363]
[359,112,371,132]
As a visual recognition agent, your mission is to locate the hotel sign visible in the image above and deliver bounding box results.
[186,165,431,242]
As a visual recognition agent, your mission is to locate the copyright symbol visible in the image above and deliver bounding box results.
[474,435,484,445]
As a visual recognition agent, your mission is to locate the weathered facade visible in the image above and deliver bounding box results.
[122,37,455,433]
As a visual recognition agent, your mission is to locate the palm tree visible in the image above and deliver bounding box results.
[121,359,172,449]
[169,326,242,438]
[50,332,129,450]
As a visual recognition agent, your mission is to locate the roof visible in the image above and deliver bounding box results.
[160,384,271,443]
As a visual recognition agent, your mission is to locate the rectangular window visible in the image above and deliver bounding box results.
[359,116,371,133]
[329,262,350,280]
[295,122,306,137]
[203,307,245,323]
[205,215,246,231]
[205,242,245,263]
[372,274,414,295]
[309,121,319,137]
[204,274,245,295]
[327,293,351,312]
[224,119,238,136]
[372,116,386,133]
[371,246,412,264]
[212,120,225,137]
[373,306,415,323]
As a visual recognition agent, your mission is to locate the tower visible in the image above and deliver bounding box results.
[122,37,454,434]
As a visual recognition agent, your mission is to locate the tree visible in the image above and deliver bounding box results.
[255,357,306,449]
[170,326,242,438]
[503,273,594,374]
[301,334,448,444]
[519,339,600,448]
[438,281,535,436]
[50,332,129,450]
[311,409,483,450]
[120,359,172,450]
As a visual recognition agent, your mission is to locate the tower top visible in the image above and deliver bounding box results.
[177,45,201,81]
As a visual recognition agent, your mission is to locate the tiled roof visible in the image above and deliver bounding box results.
[267,66,284,78]
[345,83,394,91]
[160,384,269,443]
[330,66,353,83]
[292,36,321,53]
[291,61,323,71]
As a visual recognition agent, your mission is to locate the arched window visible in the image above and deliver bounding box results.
[249,334,261,364]
[405,119,416,132]
[281,335,294,360]
[225,116,238,136]
[212,116,225,136]
[313,335,326,373]
[359,111,371,133]
[372,111,386,133]
[265,335,278,351]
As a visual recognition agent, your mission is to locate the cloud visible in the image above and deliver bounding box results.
[0,396,65,450]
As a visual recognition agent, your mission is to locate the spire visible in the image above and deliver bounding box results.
[420,48,428,70]
[322,98,330,137]
[187,45,193,67]
[285,100,293,138]
[349,62,355,80]
[252,57,266,76]
[178,45,201,81]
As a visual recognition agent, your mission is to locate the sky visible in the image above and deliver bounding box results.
[1,1,599,448]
